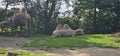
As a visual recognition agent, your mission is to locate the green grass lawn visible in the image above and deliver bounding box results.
[23,34,120,49]
[0,49,47,56]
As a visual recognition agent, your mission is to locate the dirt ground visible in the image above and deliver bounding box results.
[0,36,120,56]
[0,36,31,49]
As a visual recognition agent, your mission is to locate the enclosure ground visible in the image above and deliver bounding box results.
[0,36,31,49]
[0,47,120,56]
[0,34,120,56]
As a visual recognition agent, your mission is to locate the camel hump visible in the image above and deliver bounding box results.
[14,8,20,14]
[55,24,63,30]
[22,8,27,12]
[63,24,72,30]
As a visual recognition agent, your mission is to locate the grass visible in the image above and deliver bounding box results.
[0,49,47,56]
[0,34,120,56]
[23,34,120,49]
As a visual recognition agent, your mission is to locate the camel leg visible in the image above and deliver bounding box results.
[9,26,14,36]
[14,26,18,37]
[20,25,23,36]
[15,29,18,37]
[8,28,12,36]
[25,22,29,37]
[10,26,16,36]
[20,26,22,33]
[1,28,4,32]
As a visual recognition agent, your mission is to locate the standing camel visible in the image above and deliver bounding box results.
[11,8,31,36]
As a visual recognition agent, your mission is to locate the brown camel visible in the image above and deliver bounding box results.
[11,8,31,36]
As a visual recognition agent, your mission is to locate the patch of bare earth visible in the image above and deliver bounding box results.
[0,36,31,49]
[0,36,120,56]
[30,48,120,56]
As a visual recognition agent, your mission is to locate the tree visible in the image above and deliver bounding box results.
[1,0,63,34]
[29,0,62,34]
[73,0,120,33]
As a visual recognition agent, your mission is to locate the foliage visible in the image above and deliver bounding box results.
[58,17,81,29]
[0,0,62,34]
[74,0,120,33]
[23,34,120,49]
[27,0,61,34]
[0,0,120,34]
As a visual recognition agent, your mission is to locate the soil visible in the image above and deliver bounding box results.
[0,36,31,49]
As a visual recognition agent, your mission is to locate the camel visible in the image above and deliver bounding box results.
[11,8,31,36]
[0,20,13,32]
[52,24,84,37]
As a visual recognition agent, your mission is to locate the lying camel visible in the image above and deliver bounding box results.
[52,24,84,37]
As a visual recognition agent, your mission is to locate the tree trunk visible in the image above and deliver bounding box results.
[44,0,57,34]
[0,2,9,21]
[44,0,50,34]
[115,0,120,32]
[92,0,97,33]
